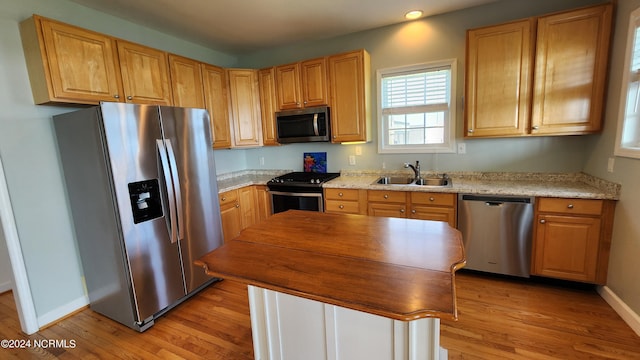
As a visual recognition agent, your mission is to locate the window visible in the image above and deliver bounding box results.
[377,59,456,154]
[615,7,640,159]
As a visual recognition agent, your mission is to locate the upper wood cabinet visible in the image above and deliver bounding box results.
[20,15,123,105]
[117,40,172,105]
[202,64,232,149]
[226,69,263,147]
[258,67,279,146]
[531,5,612,135]
[275,57,328,110]
[169,54,205,108]
[465,19,535,137]
[328,49,371,143]
[464,4,612,138]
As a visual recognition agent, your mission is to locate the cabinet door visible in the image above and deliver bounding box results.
[465,19,534,137]
[169,55,205,108]
[328,50,371,143]
[301,57,328,107]
[227,69,263,147]
[23,16,123,104]
[117,41,172,105]
[258,68,279,145]
[410,206,456,228]
[219,190,242,243]
[368,203,407,218]
[275,63,302,110]
[238,186,257,229]
[532,214,601,283]
[254,185,272,222]
[531,4,612,135]
[202,64,232,148]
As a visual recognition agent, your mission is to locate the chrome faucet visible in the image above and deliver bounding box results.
[404,161,421,181]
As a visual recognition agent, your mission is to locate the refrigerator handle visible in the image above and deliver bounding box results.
[156,139,179,243]
[164,139,184,241]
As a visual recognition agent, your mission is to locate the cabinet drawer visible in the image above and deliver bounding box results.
[410,192,456,207]
[325,199,360,214]
[218,189,239,204]
[325,188,360,201]
[368,190,407,203]
[538,198,603,216]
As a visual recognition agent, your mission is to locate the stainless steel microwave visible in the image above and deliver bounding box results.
[276,106,330,143]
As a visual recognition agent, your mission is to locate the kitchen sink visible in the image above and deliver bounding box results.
[374,176,414,185]
[415,177,451,187]
[372,176,452,187]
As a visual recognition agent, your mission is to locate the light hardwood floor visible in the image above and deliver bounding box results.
[1,271,639,359]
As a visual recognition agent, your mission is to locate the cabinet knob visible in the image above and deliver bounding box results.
[235,203,240,208]
[303,101,307,105]
[567,204,574,209]
[532,125,539,130]
[429,197,435,202]
[127,95,133,101]
[384,194,389,199]
[540,219,546,224]
[339,205,344,209]
[114,94,120,99]
[221,197,226,201]
[468,129,474,133]
[338,192,343,197]
[400,209,405,213]
[411,209,416,214]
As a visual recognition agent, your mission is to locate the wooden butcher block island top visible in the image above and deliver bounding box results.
[195,210,466,321]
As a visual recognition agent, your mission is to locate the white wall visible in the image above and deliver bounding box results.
[0,0,239,326]
[583,0,640,316]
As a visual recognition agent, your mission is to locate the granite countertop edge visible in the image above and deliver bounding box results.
[217,169,620,200]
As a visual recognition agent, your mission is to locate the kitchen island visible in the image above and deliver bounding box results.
[196,210,466,360]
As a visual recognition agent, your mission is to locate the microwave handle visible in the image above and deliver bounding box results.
[313,113,319,136]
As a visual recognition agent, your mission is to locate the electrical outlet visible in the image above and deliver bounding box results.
[260,157,265,166]
[349,155,356,166]
[355,146,362,156]
[457,143,466,154]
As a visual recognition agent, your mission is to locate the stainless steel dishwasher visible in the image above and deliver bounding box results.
[457,194,534,277]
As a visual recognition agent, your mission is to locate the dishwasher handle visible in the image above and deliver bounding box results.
[460,194,533,204]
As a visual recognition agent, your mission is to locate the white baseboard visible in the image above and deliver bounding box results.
[598,285,640,337]
[37,295,89,329]
[0,281,11,293]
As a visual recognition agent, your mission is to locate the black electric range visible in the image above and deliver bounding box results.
[267,172,341,193]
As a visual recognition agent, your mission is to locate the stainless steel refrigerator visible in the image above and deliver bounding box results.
[53,102,223,331]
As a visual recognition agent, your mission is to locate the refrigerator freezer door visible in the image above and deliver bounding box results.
[100,103,186,322]
[159,106,223,293]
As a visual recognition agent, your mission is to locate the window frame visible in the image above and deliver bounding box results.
[615,7,640,159]
[376,59,457,154]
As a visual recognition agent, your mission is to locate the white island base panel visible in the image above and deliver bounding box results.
[248,285,448,360]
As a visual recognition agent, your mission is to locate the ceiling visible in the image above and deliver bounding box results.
[69,0,498,54]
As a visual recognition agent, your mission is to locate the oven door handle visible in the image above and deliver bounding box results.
[269,190,323,198]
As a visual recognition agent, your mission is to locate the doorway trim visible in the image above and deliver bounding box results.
[0,154,38,334]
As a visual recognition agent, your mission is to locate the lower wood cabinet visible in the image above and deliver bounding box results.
[219,189,242,243]
[219,185,271,242]
[367,190,408,218]
[409,192,457,228]
[324,188,367,215]
[531,197,615,284]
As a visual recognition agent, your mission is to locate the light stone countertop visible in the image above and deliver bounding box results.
[323,170,621,200]
[216,169,291,193]
[217,169,620,200]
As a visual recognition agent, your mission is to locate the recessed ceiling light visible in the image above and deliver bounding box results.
[405,10,423,20]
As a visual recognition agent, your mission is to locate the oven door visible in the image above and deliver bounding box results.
[270,190,324,214]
